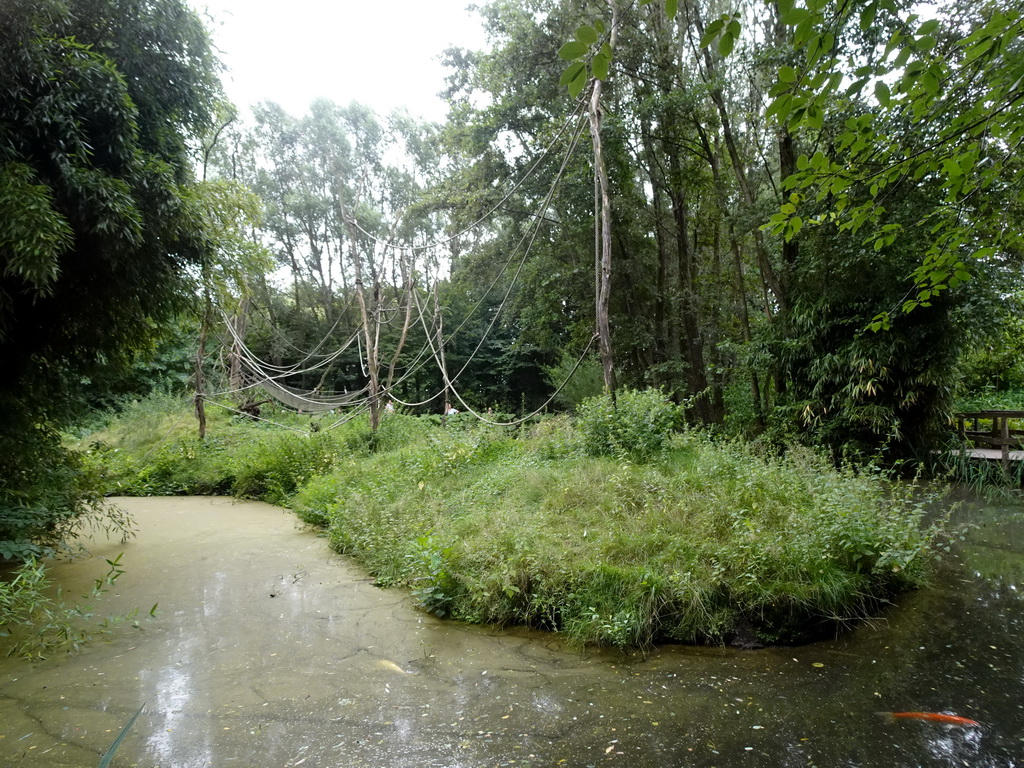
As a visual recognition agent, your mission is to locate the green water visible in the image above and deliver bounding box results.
[0,495,1021,767]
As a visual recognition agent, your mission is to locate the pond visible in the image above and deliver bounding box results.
[0,494,1022,767]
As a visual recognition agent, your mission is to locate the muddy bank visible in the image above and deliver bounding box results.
[0,496,1021,767]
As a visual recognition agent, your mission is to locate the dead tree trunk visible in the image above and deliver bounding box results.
[588,0,619,397]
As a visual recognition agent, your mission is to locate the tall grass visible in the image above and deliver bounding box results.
[294,427,944,647]
[932,438,1024,499]
[89,391,948,648]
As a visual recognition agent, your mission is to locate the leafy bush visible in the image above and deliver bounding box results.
[231,431,343,504]
[542,351,605,410]
[1,424,131,562]
[575,388,680,460]
[526,414,583,461]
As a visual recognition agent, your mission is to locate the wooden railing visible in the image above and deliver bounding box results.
[956,410,1024,472]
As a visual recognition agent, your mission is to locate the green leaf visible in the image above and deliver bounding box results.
[874,81,891,106]
[576,25,598,45]
[766,93,793,122]
[779,65,797,82]
[592,53,610,81]
[558,41,588,60]
[700,19,724,48]
[99,703,146,768]
[568,67,588,98]
[666,0,679,19]
[719,32,736,57]
[559,61,586,86]
[846,77,869,96]
[782,7,811,25]
[860,3,877,31]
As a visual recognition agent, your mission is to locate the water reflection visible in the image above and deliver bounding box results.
[0,495,1022,767]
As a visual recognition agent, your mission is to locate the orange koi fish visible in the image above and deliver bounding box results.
[878,712,980,727]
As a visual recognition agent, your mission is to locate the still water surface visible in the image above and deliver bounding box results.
[0,495,1021,767]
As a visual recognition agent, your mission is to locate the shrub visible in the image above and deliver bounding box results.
[1,424,130,561]
[575,388,680,460]
[231,431,344,505]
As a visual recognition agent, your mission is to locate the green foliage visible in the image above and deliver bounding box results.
[542,351,605,410]
[525,414,584,460]
[231,432,345,505]
[0,553,143,660]
[93,394,946,648]
[957,388,1024,413]
[932,437,1024,498]
[575,388,680,460]
[0,0,220,413]
[764,0,1024,321]
[0,0,222,571]
[95,411,360,504]
[1,421,132,562]
[768,166,965,456]
[557,19,612,97]
[957,290,1024,403]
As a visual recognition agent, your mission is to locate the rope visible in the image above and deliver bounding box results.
[347,94,591,253]
[447,335,598,427]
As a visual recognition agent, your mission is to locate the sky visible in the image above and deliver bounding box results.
[189,0,489,122]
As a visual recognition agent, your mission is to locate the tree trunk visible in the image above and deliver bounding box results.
[588,0,618,396]
[340,204,381,432]
[194,288,210,440]
[690,6,787,314]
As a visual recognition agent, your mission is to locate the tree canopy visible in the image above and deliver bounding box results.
[0,0,222,555]
[0,0,221,422]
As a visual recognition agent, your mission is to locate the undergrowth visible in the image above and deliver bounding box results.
[87,390,949,648]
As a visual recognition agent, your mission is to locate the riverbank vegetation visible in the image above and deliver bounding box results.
[2,0,1021,652]
[84,390,946,648]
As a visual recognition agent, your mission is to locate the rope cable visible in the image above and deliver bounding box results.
[347,94,592,253]
[445,333,598,427]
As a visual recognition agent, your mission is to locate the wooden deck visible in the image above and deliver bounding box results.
[956,410,1024,473]
[952,447,1024,462]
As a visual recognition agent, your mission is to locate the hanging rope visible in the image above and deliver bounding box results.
[207,92,595,422]
[347,94,591,253]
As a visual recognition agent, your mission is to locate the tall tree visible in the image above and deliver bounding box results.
[0,0,222,554]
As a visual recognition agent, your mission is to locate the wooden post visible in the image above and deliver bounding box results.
[1001,414,1011,478]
